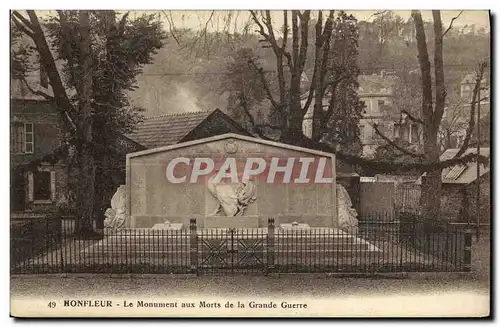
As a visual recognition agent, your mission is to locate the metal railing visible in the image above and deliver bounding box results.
[11,215,471,275]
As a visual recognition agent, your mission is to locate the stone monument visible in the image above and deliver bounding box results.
[104,185,127,229]
[125,133,337,229]
[336,183,359,234]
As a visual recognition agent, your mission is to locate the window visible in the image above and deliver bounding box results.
[361,101,367,115]
[11,123,24,153]
[394,123,402,139]
[377,100,385,110]
[359,125,365,140]
[33,171,51,201]
[27,169,55,203]
[410,123,419,144]
[25,123,34,153]
[10,123,34,154]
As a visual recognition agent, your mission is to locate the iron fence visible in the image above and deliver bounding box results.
[11,215,62,267]
[11,215,471,275]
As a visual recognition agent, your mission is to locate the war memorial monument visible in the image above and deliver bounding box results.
[94,133,378,273]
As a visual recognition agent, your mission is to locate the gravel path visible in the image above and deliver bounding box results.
[11,272,489,299]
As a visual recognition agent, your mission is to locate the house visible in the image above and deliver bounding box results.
[9,98,145,214]
[126,109,253,148]
[302,71,422,158]
[440,72,490,150]
[417,147,490,222]
[10,97,64,212]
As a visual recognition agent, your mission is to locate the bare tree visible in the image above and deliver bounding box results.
[180,10,488,176]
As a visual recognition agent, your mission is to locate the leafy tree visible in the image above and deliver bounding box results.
[11,10,166,236]
[320,12,364,155]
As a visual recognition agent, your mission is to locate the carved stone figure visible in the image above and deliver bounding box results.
[207,174,257,217]
[336,184,358,233]
[104,185,126,229]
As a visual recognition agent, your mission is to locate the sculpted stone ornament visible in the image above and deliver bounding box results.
[207,173,257,217]
[104,185,126,229]
[336,184,359,233]
[224,139,239,154]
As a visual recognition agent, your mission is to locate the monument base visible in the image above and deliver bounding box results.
[204,215,259,229]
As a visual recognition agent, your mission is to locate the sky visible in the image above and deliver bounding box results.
[34,10,490,33]
[139,10,491,33]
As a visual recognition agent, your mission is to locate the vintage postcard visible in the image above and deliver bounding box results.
[9,9,491,318]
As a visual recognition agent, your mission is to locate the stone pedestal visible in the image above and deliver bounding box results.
[152,222,183,230]
[280,222,311,231]
[204,215,259,228]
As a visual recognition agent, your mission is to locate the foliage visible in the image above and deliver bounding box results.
[373,139,421,175]
[322,12,364,155]
[44,11,166,137]
[10,24,34,80]
[220,47,270,130]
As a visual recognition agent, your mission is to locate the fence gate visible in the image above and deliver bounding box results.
[197,228,268,275]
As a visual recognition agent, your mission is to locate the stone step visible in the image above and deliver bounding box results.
[81,250,382,262]
[82,243,380,259]
[87,241,371,252]
[93,235,362,245]
[105,232,361,240]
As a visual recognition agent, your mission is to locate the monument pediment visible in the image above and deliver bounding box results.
[126,133,336,161]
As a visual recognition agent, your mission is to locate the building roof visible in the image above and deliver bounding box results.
[126,109,252,149]
[127,111,213,148]
[461,72,489,85]
[418,147,490,185]
[358,73,398,96]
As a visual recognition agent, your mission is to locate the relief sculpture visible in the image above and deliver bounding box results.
[207,173,257,217]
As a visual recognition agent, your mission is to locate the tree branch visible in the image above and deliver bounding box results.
[250,10,287,105]
[19,75,54,101]
[247,58,281,112]
[57,10,79,87]
[442,10,463,37]
[297,10,310,74]
[237,93,274,141]
[372,123,424,158]
[12,11,34,31]
[11,14,34,38]
[412,10,434,123]
[282,11,293,70]
[454,62,487,158]
[117,12,129,36]
[401,110,423,124]
[283,132,489,174]
[24,10,77,131]
[432,10,446,127]
[301,10,322,113]
[250,10,279,53]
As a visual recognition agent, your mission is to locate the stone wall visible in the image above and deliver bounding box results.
[466,173,491,223]
[24,162,69,213]
[441,173,490,223]
[359,182,395,220]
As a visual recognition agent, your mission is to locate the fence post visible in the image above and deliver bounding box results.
[189,218,198,276]
[463,227,472,272]
[266,218,275,275]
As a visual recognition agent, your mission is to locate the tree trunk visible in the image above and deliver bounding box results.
[93,10,117,230]
[413,10,444,221]
[74,10,97,237]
